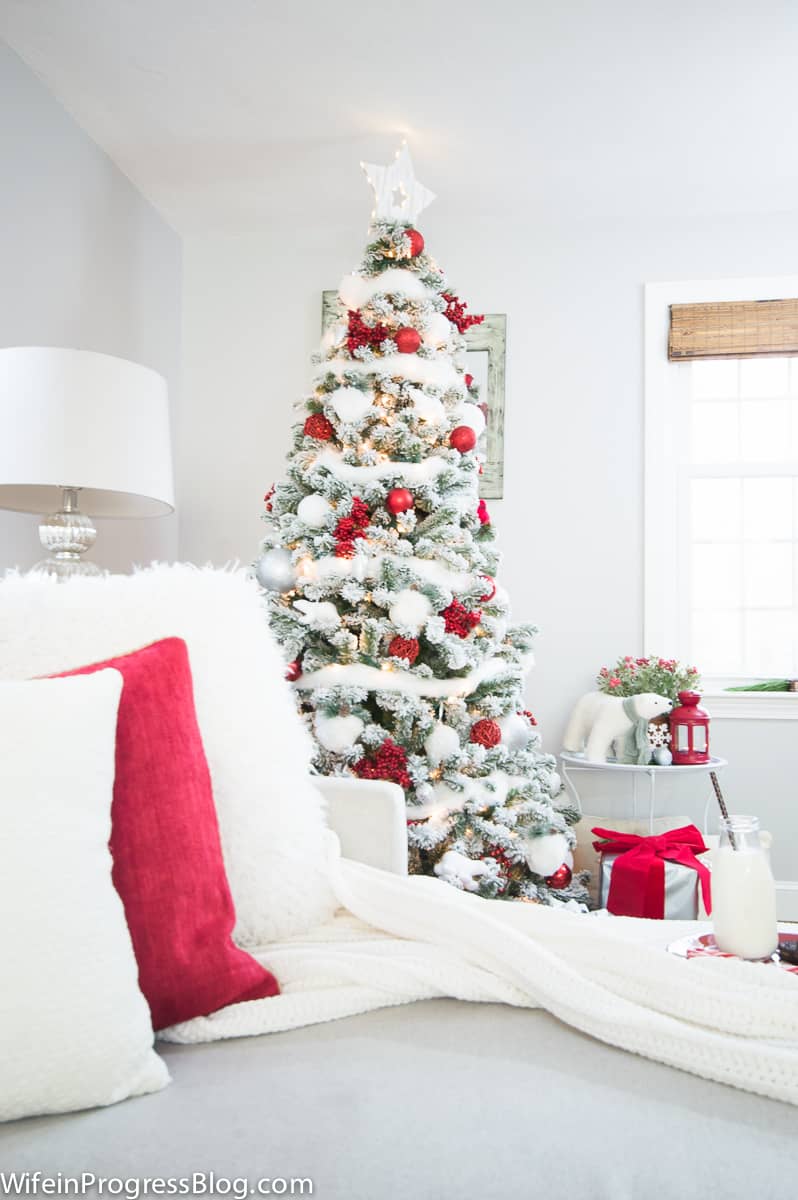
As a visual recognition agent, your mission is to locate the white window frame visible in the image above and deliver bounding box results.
[644,275,798,720]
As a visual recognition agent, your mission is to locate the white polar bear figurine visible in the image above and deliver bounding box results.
[563,691,672,764]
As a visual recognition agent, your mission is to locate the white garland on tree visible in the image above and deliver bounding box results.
[317,355,462,390]
[338,269,435,308]
[313,447,450,485]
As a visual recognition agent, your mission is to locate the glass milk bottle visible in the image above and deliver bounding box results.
[712,816,778,959]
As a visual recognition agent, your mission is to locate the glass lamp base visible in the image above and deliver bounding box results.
[35,488,104,581]
[31,557,104,580]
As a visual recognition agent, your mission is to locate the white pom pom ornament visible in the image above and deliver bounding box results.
[424,722,460,765]
[455,403,486,438]
[315,713,364,754]
[522,832,572,878]
[297,494,332,528]
[330,387,372,424]
[389,589,433,632]
[498,713,531,751]
[422,312,451,348]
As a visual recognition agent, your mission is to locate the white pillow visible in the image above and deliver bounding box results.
[0,566,335,946]
[0,671,169,1121]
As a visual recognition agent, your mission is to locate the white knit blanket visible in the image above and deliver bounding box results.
[162,837,798,1106]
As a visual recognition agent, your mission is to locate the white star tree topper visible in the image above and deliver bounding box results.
[361,142,436,224]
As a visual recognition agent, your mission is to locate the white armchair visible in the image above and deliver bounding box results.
[314,776,408,875]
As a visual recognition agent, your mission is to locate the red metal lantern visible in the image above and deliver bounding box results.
[669,691,710,764]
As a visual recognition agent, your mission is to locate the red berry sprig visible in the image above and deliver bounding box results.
[353,739,411,789]
[333,516,366,543]
[350,496,370,526]
[442,293,485,334]
[440,598,482,639]
[347,310,390,356]
[263,484,275,512]
[488,845,517,874]
[334,495,370,559]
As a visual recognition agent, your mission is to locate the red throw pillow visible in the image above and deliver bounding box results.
[56,637,278,1028]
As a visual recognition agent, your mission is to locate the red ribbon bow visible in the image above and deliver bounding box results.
[591,824,712,918]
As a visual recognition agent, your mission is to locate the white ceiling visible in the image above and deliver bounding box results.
[1,0,797,234]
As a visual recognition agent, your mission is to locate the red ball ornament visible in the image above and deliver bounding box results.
[285,659,301,682]
[469,718,502,748]
[449,425,477,453]
[395,326,421,354]
[304,413,334,441]
[388,636,419,664]
[479,575,496,602]
[545,863,573,890]
[464,373,474,389]
[386,487,414,515]
[406,229,424,257]
[477,499,491,526]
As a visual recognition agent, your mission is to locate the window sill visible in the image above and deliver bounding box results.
[702,689,798,721]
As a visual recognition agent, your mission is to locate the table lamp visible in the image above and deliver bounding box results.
[0,347,174,578]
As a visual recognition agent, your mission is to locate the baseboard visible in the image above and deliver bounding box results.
[776,881,798,922]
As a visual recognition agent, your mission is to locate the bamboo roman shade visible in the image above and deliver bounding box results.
[669,299,798,361]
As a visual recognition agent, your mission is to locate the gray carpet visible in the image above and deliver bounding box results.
[2,1000,793,1199]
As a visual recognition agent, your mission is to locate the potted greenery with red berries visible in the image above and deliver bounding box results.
[597,656,700,702]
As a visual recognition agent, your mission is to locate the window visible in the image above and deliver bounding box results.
[645,278,798,716]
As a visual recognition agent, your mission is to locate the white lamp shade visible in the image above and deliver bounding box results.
[0,347,174,518]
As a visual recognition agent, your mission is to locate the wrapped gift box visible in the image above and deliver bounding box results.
[592,825,712,919]
[597,848,711,919]
[573,813,695,908]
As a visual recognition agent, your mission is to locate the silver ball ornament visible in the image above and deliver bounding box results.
[652,746,673,766]
[255,547,295,592]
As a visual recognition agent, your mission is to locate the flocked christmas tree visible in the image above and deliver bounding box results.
[255,145,587,906]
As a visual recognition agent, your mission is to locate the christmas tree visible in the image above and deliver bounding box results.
[256,145,586,906]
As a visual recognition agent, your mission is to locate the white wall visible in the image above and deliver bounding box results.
[181,209,798,897]
[0,43,181,573]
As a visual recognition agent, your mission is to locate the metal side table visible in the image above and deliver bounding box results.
[559,752,728,833]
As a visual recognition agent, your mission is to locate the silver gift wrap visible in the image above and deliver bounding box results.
[597,851,705,919]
